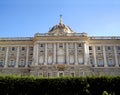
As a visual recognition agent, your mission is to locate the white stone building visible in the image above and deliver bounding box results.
[0,17,120,77]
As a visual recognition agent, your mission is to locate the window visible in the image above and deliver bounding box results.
[78,43,82,47]
[90,58,94,65]
[117,46,120,50]
[89,53,92,56]
[97,46,101,50]
[107,46,111,50]
[47,73,52,78]
[40,44,44,47]
[98,59,104,66]
[108,59,114,66]
[70,72,75,77]
[11,47,15,51]
[59,43,63,48]
[1,47,6,51]
[40,50,44,52]
[39,72,43,77]
[59,72,64,77]
[89,46,92,50]
[0,59,4,67]
[19,59,25,67]
[21,47,25,51]
[8,60,14,67]
[30,47,33,51]
[28,60,32,66]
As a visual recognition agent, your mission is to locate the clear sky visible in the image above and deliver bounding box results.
[0,0,120,37]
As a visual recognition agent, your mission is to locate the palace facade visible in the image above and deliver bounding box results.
[0,17,120,77]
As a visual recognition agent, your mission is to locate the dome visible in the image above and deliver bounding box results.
[48,16,74,35]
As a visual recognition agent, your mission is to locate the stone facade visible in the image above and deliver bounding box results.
[0,17,120,77]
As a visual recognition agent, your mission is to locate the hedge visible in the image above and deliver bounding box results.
[0,76,119,95]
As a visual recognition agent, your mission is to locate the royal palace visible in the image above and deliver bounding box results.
[0,17,120,77]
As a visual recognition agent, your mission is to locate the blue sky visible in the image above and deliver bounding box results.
[0,0,120,37]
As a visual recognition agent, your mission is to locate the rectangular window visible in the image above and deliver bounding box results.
[30,47,33,51]
[78,43,82,47]
[117,46,120,50]
[11,47,15,51]
[90,58,94,65]
[97,46,101,50]
[59,43,63,48]
[1,47,6,51]
[107,46,111,50]
[89,46,92,50]
[40,44,44,47]
[21,47,25,51]
[47,73,52,78]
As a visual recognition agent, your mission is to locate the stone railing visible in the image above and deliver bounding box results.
[34,32,87,37]
[90,36,120,40]
[0,37,33,41]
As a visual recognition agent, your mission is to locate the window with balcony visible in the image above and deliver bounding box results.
[8,60,14,67]
[19,59,25,67]
[0,59,4,67]
[108,59,114,66]
[98,59,104,67]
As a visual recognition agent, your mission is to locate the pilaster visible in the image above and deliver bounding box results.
[25,46,29,67]
[75,43,78,65]
[103,46,107,67]
[114,45,119,67]
[93,46,97,67]
[4,47,9,68]
[15,46,19,68]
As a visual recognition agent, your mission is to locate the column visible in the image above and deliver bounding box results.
[66,43,69,64]
[25,46,29,67]
[44,43,47,65]
[15,46,19,68]
[75,43,78,65]
[4,47,9,68]
[114,46,119,67]
[53,43,56,64]
[84,42,89,65]
[103,46,107,67]
[93,46,97,67]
